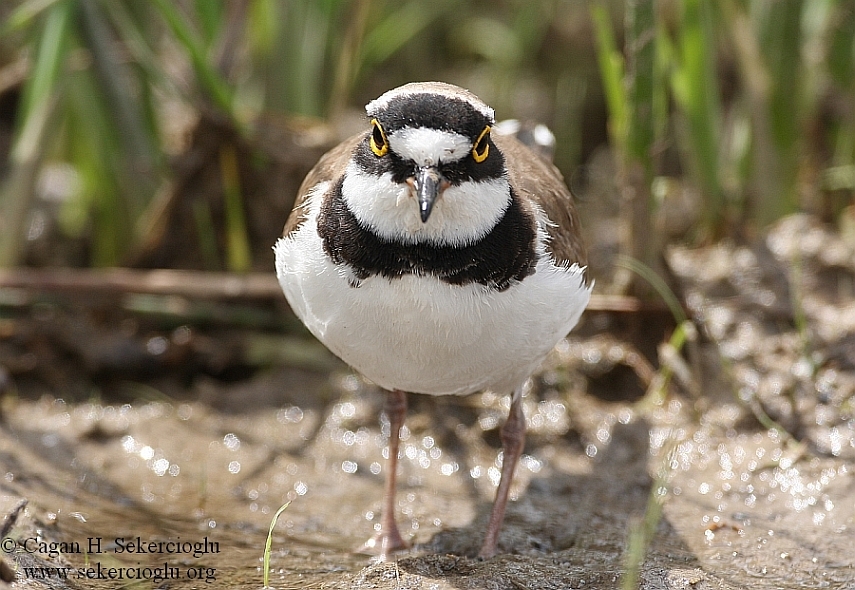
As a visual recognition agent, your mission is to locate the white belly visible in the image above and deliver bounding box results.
[274,187,591,396]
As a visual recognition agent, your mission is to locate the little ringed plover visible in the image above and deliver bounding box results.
[275,81,591,558]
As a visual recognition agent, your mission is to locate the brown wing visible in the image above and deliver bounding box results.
[282,132,367,237]
[494,133,589,281]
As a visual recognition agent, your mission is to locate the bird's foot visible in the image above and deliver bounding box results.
[477,542,498,560]
[355,525,409,559]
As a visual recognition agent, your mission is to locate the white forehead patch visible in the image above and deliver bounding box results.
[366,82,495,122]
[388,127,471,166]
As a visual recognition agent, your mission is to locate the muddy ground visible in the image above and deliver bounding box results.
[0,214,854,589]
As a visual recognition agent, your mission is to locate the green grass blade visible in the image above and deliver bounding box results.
[671,0,724,230]
[0,0,62,36]
[151,0,234,114]
[194,0,225,44]
[0,0,72,267]
[328,0,372,117]
[220,145,252,273]
[282,0,331,116]
[359,0,451,75]
[758,0,804,223]
[828,2,855,89]
[626,0,656,178]
[78,0,159,214]
[616,254,687,324]
[192,200,222,271]
[247,0,277,55]
[590,2,627,154]
[64,69,129,266]
[102,1,180,96]
[17,0,73,124]
[263,501,291,588]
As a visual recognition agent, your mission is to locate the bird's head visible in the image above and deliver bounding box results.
[342,82,511,246]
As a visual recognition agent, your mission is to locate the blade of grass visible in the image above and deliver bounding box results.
[358,0,452,80]
[641,321,692,408]
[718,0,778,228]
[220,145,251,273]
[263,501,291,589]
[194,0,225,45]
[212,0,250,80]
[591,3,627,154]
[626,0,656,179]
[192,199,222,271]
[762,0,803,170]
[826,1,855,196]
[0,0,72,267]
[78,0,159,215]
[247,0,277,55]
[64,68,128,266]
[280,0,334,117]
[616,255,687,324]
[17,0,72,126]
[0,96,59,267]
[327,0,371,118]
[626,0,662,289]
[102,2,181,99]
[0,0,62,36]
[621,446,669,590]
[151,0,234,115]
[670,0,724,233]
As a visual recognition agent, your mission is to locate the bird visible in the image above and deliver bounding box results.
[274,82,591,559]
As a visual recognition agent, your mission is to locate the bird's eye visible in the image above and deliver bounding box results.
[369,119,389,157]
[472,125,491,163]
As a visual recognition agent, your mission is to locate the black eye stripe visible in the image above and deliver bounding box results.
[368,94,494,141]
[353,134,505,185]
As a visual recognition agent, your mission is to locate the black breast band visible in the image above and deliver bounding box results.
[317,178,537,291]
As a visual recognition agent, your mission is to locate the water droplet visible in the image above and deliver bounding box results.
[339,402,356,418]
[276,406,304,424]
[121,435,136,453]
[152,458,170,476]
[223,433,241,451]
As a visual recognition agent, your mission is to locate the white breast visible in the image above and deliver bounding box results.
[274,182,591,396]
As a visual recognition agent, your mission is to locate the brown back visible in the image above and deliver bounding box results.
[494,133,588,277]
[282,132,365,237]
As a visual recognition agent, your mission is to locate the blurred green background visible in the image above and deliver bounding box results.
[0,0,853,285]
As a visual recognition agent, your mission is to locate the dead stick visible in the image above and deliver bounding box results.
[0,268,667,312]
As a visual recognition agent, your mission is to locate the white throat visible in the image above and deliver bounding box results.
[341,161,511,247]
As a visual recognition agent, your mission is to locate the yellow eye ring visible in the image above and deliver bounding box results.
[472,125,491,163]
[369,119,388,157]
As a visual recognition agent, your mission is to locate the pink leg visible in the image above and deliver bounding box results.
[478,392,525,558]
[357,390,409,557]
